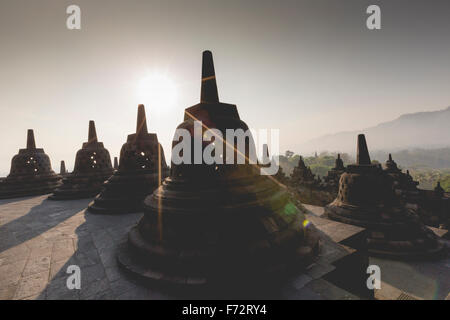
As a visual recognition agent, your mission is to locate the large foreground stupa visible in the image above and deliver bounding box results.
[0,130,61,199]
[87,105,169,214]
[325,134,445,259]
[117,51,320,293]
[49,121,113,200]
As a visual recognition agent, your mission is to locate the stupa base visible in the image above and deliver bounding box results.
[0,179,61,200]
[49,173,112,200]
[117,221,321,298]
[325,204,447,260]
[86,172,167,215]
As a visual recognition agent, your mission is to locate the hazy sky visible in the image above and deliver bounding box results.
[1,0,450,175]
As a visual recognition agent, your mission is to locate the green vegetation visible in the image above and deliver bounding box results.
[279,150,450,192]
[279,151,351,177]
[407,168,450,191]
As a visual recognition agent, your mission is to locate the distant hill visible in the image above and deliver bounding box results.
[300,106,450,154]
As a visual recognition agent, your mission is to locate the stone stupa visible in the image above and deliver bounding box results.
[49,121,113,200]
[0,130,61,199]
[325,134,445,259]
[383,154,421,204]
[290,156,317,187]
[87,105,169,214]
[117,51,320,295]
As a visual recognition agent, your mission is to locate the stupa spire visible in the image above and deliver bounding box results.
[200,50,219,103]
[356,134,371,165]
[27,129,36,150]
[60,161,66,175]
[136,104,148,135]
[88,120,98,144]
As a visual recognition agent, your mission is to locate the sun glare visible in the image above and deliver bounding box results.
[137,73,177,110]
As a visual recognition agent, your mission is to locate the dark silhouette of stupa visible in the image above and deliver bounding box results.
[323,154,346,191]
[383,154,420,201]
[113,157,119,170]
[117,51,320,294]
[0,130,61,199]
[290,156,316,187]
[87,105,169,214]
[60,160,68,177]
[325,134,445,259]
[49,121,113,200]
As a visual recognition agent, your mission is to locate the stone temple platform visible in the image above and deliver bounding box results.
[0,195,445,300]
[303,204,450,300]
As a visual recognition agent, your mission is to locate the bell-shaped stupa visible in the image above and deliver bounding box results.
[87,105,169,214]
[49,121,113,200]
[325,134,445,259]
[117,51,320,293]
[113,157,119,171]
[0,130,61,199]
[384,154,401,174]
[290,156,316,187]
[383,154,421,202]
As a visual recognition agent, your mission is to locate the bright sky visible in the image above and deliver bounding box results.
[1,0,450,175]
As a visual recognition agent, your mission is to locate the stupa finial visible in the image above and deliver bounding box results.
[356,134,371,165]
[60,161,66,174]
[136,104,148,135]
[88,120,98,143]
[200,50,219,103]
[27,129,36,150]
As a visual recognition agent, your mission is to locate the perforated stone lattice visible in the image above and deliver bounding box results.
[0,129,61,199]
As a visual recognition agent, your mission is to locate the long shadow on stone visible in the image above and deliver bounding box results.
[37,209,172,299]
[0,197,92,254]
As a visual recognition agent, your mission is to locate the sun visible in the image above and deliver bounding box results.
[137,73,177,110]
